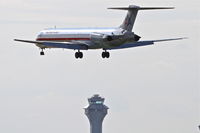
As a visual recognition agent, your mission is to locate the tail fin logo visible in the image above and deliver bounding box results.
[124,15,131,26]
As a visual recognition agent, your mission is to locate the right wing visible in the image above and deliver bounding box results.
[108,37,186,50]
[14,39,89,50]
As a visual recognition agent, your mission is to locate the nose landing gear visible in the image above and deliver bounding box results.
[40,49,45,55]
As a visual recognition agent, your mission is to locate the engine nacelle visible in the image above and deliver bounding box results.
[90,33,104,42]
[90,33,115,43]
[103,35,114,41]
[90,32,140,44]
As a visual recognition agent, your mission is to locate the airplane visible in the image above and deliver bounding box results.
[14,5,185,59]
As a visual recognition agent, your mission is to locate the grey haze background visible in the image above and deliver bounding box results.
[0,0,199,133]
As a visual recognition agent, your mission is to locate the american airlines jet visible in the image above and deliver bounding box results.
[14,5,184,59]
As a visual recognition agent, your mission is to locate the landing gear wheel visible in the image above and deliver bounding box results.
[102,51,110,58]
[79,52,83,58]
[75,52,79,59]
[40,51,45,55]
[102,52,106,58]
[105,52,110,58]
[40,49,45,56]
[75,51,83,59]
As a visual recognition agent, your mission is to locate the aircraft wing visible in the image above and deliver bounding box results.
[108,37,186,50]
[14,39,89,50]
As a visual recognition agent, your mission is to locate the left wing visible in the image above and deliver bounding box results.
[14,39,89,50]
[108,37,186,50]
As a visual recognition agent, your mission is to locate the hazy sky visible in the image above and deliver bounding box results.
[0,0,199,133]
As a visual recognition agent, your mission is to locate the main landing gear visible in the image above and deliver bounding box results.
[102,50,110,58]
[75,51,83,59]
[39,49,110,59]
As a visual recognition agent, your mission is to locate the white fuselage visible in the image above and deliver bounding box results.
[37,28,116,41]
[36,28,135,49]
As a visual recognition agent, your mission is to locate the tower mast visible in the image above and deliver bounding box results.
[85,94,109,133]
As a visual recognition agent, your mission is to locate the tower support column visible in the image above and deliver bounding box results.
[84,94,109,133]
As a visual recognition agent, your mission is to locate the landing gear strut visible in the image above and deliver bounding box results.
[40,49,45,55]
[75,51,83,59]
[102,50,110,58]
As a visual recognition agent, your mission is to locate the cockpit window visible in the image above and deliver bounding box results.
[96,101,103,104]
[38,32,45,37]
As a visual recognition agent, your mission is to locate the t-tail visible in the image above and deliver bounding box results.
[108,5,174,32]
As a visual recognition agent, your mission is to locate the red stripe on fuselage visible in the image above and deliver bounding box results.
[37,38,91,41]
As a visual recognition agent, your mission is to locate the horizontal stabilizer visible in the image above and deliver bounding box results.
[108,5,174,10]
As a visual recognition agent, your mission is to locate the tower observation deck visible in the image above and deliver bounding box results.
[85,94,109,133]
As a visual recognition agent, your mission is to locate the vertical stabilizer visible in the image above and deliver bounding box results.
[120,5,139,31]
[109,5,139,31]
[108,5,174,31]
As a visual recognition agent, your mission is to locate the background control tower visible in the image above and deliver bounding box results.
[85,94,109,133]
